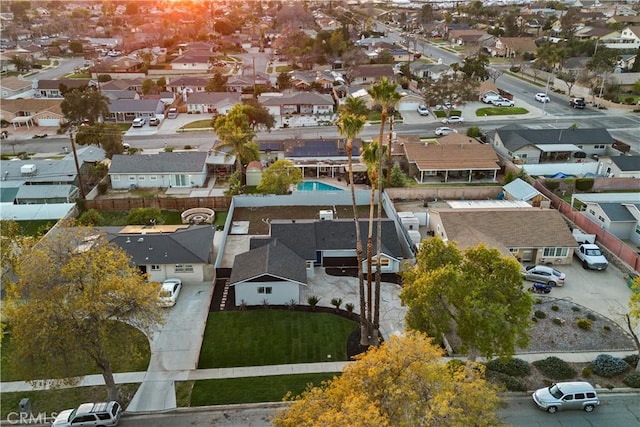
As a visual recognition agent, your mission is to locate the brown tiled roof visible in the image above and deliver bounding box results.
[36,79,93,90]
[1,98,63,115]
[434,208,577,251]
[0,76,32,90]
[403,141,499,171]
[499,37,537,52]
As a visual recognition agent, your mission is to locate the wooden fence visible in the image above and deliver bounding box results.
[85,196,231,211]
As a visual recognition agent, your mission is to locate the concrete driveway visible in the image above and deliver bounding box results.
[127,281,214,412]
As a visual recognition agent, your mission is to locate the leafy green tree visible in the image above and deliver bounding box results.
[256,159,303,194]
[126,207,162,225]
[422,74,479,118]
[77,209,104,226]
[557,70,578,97]
[336,98,368,345]
[97,74,112,83]
[277,71,292,90]
[587,47,619,74]
[401,238,533,360]
[461,54,490,80]
[69,40,84,54]
[74,123,125,158]
[141,78,154,95]
[8,55,32,72]
[274,332,503,426]
[420,4,435,24]
[205,71,228,92]
[3,225,163,402]
[213,104,259,185]
[241,99,276,132]
[61,87,110,126]
[389,163,406,187]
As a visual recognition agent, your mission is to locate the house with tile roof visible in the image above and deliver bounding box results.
[402,134,500,184]
[0,76,32,99]
[99,78,144,93]
[1,98,65,128]
[170,52,212,71]
[166,76,210,96]
[429,206,578,265]
[448,29,490,46]
[488,125,614,164]
[104,224,215,282]
[486,37,537,58]
[108,152,208,190]
[581,201,640,245]
[347,64,395,86]
[185,92,241,114]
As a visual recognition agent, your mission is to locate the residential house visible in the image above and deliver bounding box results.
[108,152,208,190]
[616,53,637,72]
[102,90,139,101]
[104,224,215,282]
[597,155,640,178]
[396,88,425,111]
[229,239,308,305]
[288,70,344,91]
[402,134,500,184]
[225,75,255,93]
[167,76,210,96]
[448,29,490,46]
[106,98,165,123]
[34,78,98,98]
[99,78,144,93]
[91,56,143,74]
[603,26,640,50]
[258,91,334,117]
[354,36,396,48]
[502,178,551,207]
[409,63,451,81]
[0,76,33,99]
[581,201,640,245]
[170,52,212,72]
[348,64,395,86]
[488,125,615,164]
[609,72,640,92]
[0,98,65,128]
[429,205,578,265]
[185,92,241,114]
[486,37,537,57]
[573,26,619,42]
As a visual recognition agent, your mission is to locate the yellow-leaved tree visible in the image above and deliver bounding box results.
[3,222,164,401]
[628,275,640,372]
[273,331,504,426]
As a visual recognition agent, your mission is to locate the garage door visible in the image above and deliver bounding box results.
[398,101,421,111]
[37,118,60,126]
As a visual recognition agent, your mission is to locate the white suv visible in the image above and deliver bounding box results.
[52,401,122,427]
[131,117,145,127]
[534,93,550,103]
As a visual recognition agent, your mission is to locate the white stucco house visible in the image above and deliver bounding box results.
[109,152,208,189]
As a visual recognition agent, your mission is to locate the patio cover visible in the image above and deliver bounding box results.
[535,144,581,152]
[11,116,33,128]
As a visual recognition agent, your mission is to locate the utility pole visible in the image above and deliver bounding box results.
[69,128,85,199]
[386,115,394,188]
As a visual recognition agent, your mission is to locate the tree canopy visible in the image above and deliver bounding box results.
[74,122,125,158]
[274,332,504,426]
[3,224,164,401]
[213,104,259,185]
[422,74,479,116]
[256,159,303,194]
[61,87,110,126]
[401,238,533,360]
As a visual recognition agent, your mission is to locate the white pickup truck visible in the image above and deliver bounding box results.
[575,244,609,270]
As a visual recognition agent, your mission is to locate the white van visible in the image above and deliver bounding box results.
[167,108,178,119]
[532,381,600,413]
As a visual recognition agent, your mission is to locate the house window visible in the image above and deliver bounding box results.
[423,170,437,176]
[598,216,605,222]
[588,209,595,215]
[129,176,136,181]
[258,287,272,294]
[380,258,390,267]
[150,265,161,271]
[112,175,120,181]
[150,176,157,181]
[543,247,568,257]
[174,174,188,187]
[305,261,312,269]
[138,176,145,180]
[175,264,194,272]
[594,145,605,150]
[520,153,527,159]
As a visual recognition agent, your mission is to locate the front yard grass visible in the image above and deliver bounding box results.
[476,107,529,116]
[432,110,462,118]
[180,119,213,130]
[183,373,340,406]
[198,311,357,368]
[0,384,140,419]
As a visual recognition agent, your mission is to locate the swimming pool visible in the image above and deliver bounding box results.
[297,181,344,191]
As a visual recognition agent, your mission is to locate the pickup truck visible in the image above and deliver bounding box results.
[569,97,586,109]
[575,244,609,270]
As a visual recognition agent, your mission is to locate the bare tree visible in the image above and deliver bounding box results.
[487,68,503,84]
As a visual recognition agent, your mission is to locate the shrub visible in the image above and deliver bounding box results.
[77,208,104,226]
[533,357,577,380]
[623,354,639,367]
[330,297,343,310]
[552,318,563,326]
[591,354,631,378]
[622,372,640,388]
[97,181,108,195]
[586,313,597,321]
[545,179,560,192]
[531,317,538,323]
[345,303,354,313]
[486,358,531,377]
[577,318,592,330]
[551,305,559,311]
[509,66,521,73]
[307,295,320,310]
[466,126,482,138]
[535,310,546,319]
[486,371,527,392]
[184,145,192,149]
[575,178,594,192]
[582,367,592,377]
[571,306,581,312]
[126,207,162,225]
[603,325,611,331]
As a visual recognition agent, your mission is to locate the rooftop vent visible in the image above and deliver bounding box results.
[20,164,37,175]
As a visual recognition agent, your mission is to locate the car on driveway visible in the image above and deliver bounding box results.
[441,115,464,124]
[159,278,182,307]
[523,265,566,286]
[435,126,457,136]
[148,117,160,126]
[535,93,550,103]
[417,105,429,116]
[132,117,146,127]
[491,97,515,107]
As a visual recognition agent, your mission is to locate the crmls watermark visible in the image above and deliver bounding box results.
[6,412,57,425]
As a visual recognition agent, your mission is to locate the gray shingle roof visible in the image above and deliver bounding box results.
[597,203,636,222]
[186,92,241,105]
[610,155,640,172]
[229,239,307,286]
[109,152,207,174]
[103,225,214,265]
[107,99,162,113]
[167,77,210,87]
[15,184,76,199]
[259,92,334,106]
[495,126,613,151]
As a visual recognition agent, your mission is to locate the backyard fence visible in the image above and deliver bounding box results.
[84,196,231,212]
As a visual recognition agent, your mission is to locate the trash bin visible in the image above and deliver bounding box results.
[19,398,31,416]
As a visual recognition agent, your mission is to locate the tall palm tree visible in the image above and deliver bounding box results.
[336,107,367,346]
[360,140,386,345]
[367,78,401,342]
[213,105,257,185]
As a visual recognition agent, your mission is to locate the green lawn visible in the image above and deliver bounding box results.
[180,119,213,130]
[198,311,357,368]
[15,220,55,236]
[97,210,183,226]
[432,110,462,118]
[184,373,340,406]
[1,322,150,382]
[0,385,140,419]
[476,107,529,116]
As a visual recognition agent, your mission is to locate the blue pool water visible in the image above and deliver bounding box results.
[297,181,344,191]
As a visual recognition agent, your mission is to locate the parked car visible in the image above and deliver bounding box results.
[167,108,179,119]
[482,93,502,104]
[523,265,566,287]
[441,116,464,124]
[569,97,586,109]
[435,126,457,136]
[52,401,122,427]
[417,105,429,116]
[0,130,8,139]
[532,382,599,413]
[148,117,160,126]
[132,117,145,127]
[535,93,550,103]
[491,97,515,107]
[159,278,182,307]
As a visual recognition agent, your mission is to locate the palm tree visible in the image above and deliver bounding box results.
[339,96,369,118]
[367,79,401,342]
[213,104,257,185]
[336,105,367,346]
[360,140,386,345]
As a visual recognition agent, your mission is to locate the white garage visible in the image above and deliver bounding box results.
[36,117,61,126]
